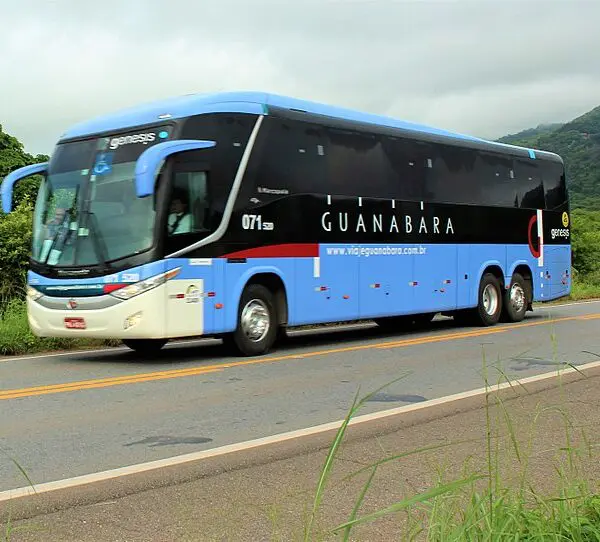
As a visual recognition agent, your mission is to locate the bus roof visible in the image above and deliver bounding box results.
[60,91,555,159]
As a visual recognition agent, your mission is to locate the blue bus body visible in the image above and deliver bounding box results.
[1,91,571,356]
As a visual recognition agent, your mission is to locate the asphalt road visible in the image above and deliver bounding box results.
[1,300,599,493]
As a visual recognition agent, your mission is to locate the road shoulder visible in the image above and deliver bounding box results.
[4,365,600,541]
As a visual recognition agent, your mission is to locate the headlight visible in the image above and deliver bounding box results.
[110,267,180,300]
[27,286,43,301]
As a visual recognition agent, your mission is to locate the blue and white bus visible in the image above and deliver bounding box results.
[1,91,571,356]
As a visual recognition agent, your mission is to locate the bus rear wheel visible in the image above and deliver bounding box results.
[225,283,278,357]
[501,273,529,323]
[122,338,168,356]
[474,273,503,326]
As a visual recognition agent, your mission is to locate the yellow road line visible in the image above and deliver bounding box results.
[0,368,223,400]
[378,313,600,349]
[2,313,598,401]
[576,313,600,320]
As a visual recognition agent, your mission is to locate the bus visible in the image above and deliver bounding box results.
[0,91,571,357]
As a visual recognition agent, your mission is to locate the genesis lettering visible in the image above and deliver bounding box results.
[109,132,157,150]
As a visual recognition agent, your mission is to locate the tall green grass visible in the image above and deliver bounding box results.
[569,279,600,301]
[306,350,600,540]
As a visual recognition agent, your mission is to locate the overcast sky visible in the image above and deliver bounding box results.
[2,0,599,155]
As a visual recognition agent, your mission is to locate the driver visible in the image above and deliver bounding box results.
[45,207,67,239]
[168,190,192,235]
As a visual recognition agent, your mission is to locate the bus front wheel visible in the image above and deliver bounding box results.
[225,283,278,357]
[122,338,168,356]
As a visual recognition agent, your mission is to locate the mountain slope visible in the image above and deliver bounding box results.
[496,107,600,209]
[498,123,564,145]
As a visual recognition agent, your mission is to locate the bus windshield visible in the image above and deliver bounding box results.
[32,126,173,267]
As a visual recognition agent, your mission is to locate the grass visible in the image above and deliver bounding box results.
[304,345,600,541]
[568,279,600,301]
[0,299,119,356]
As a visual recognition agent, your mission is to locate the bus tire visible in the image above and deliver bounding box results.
[227,283,278,357]
[474,273,503,326]
[122,338,167,356]
[501,272,529,323]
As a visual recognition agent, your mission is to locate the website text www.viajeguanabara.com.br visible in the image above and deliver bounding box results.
[325,245,428,257]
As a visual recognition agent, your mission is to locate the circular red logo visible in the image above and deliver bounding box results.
[528,214,540,258]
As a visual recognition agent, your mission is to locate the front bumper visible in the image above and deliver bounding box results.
[27,284,167,339]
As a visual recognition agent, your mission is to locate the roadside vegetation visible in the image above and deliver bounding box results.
[299,361,600,541]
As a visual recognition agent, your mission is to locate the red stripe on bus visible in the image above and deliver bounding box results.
[222,244,319,259]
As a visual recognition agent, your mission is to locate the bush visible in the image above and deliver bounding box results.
[0,198,34,314]
[571,209,600,279]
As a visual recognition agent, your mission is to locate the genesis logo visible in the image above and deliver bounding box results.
[109,132,157,150]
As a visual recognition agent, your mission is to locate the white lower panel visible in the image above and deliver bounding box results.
[28,285,170,339]
[165,279,205,337]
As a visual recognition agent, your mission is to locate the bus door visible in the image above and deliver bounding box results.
[358,246,414,318]
[164,165,215,337]
[412,245,458,313]
[296,244,360,325]
[543,246,571,300]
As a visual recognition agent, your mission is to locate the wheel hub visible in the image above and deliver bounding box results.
[482,284,499,316]
[241,299,270,342]
[509,283,526,312]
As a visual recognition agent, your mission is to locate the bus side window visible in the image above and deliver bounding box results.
[514,159,545,209]
[186,171,209,231]
[248,118,326,203]
[540,161,567,210]
[168,171,209,236]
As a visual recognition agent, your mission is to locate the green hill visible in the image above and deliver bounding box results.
[496,107,600,210]
[498,123,564,145]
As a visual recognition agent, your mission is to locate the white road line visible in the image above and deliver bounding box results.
[0,323,376,363]
[2,359,599,502]
[539,299,600,309]
[2,299,598,363]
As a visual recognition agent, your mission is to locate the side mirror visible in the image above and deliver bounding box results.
[134,140,216,198]
[1,162,48,213]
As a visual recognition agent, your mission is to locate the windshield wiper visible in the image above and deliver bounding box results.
[81,209,112,273]
[42,185,80,265]
[42,211,75,265]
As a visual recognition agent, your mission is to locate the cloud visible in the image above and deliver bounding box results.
[2,0,599,154]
